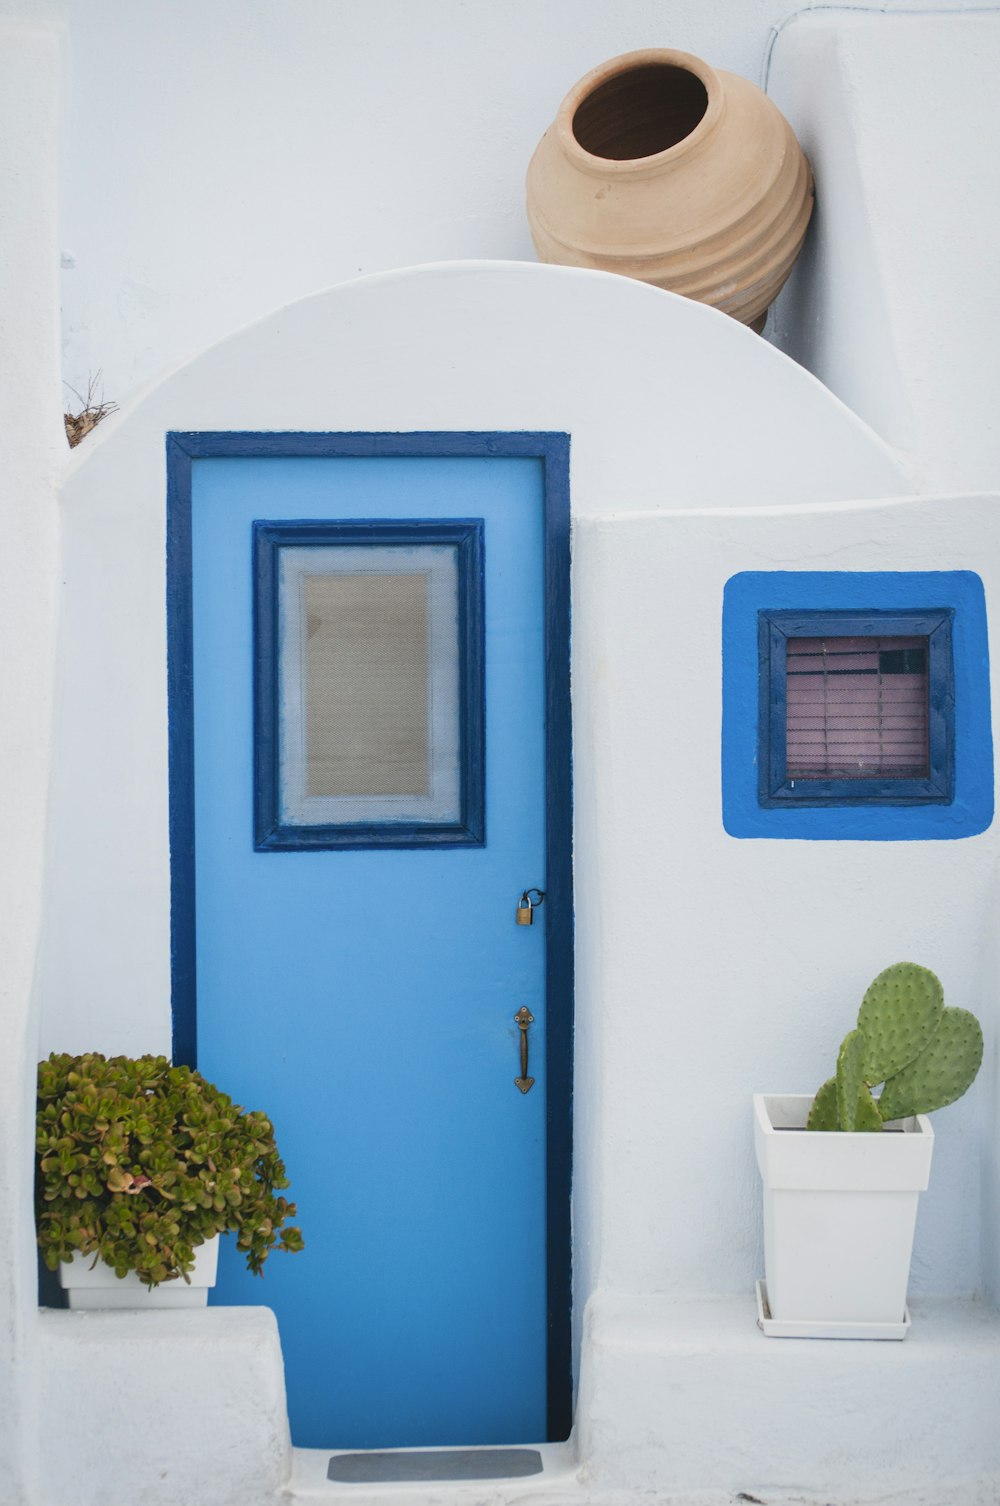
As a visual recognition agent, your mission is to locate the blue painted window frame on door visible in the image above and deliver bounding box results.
[165,429,574,1442]
[722,571,993,840]
[759,608,954,807]
[254,519,486,850]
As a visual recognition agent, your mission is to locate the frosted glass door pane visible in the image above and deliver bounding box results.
[279,544,461,826]
[304,573,430,797]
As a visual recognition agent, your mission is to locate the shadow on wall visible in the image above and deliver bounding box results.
[36,1256,64,1310]
[768,181,823,369]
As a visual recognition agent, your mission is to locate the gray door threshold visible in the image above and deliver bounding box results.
[327,1449,544,1484]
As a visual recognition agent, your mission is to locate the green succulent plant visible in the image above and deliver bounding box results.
[807,963,983,1132]
[36,1053,304,1287]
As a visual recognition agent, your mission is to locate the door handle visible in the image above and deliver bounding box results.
[514,1007,535,1094]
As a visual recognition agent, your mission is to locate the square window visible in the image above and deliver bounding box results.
[253,519,485,850]
[786,635,929,780]
[721,572,993,840]
[759,610,953,807]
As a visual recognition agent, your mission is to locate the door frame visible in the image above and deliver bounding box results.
[165,430,574,1441]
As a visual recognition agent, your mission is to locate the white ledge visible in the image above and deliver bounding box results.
[38,1306,292,1506]
[31,1297,1000,1506]
[575,1292,1000,1504]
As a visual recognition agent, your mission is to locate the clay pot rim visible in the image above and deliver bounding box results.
[556,48,725,179]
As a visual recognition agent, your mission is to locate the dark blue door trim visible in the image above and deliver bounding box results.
[166,430,574,1441]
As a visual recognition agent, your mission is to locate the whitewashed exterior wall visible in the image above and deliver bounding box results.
[42,264,907,1062]
[2,3,1000,1503]
[0,19,64,1506]
[38,263,1000,1505]
[769,10,1000,495]
[55,0,990,415]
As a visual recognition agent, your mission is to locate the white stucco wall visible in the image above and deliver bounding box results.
[979,860,1000,1305]
[51,0,991,415]
[769,10,1000,495]
[0,18,64,1506]
[42,262,907,1065]
[33,266,1000,1502]
[3,2,1000,1500]
[572,492,999,1306]
[570,493,1000,1506]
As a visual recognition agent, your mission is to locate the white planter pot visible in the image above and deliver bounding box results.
[58,1235,220,1310]
[753,1094,934,1327]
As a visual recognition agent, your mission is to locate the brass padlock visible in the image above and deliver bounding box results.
[515,887,545,926]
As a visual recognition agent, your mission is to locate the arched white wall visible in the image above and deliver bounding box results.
[22,254,1000,1506]
[44,263,906,1064]
[43,262,908,1345]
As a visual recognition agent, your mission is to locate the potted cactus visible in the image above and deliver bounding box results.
[754,963,982,1337]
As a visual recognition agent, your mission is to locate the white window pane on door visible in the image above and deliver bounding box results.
[278,544,461,826]
[304,572,430,798]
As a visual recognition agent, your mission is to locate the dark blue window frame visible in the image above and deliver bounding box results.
[254,518,485,850]
[758,608,954,807]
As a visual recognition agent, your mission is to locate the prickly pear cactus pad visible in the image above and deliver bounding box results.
[807,1075,882,1132]
[836,1029,867,1131]
[858,962,944,1084]
[854,1084,883,1131]
[807,1078,838,1131]
[878,1007,984,1121]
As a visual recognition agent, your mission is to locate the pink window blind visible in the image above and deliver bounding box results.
[785,635,929,779]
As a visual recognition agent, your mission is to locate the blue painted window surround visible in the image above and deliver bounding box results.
[722,572,993,840]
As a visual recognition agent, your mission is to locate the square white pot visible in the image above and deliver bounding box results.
[57,1234,220,1310]
[753,1094,934,1326]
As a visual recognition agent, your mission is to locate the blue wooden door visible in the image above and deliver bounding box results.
[171,436,571,1450]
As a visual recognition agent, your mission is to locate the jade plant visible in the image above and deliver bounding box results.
[36,1053,304,1286]
[807,962,984,1131]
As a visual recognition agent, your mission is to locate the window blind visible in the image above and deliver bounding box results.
[785,635,929,780]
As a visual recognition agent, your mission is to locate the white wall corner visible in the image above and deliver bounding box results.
[768,9,1000,496]
[766,14,918,459]
[0,16,67,1506]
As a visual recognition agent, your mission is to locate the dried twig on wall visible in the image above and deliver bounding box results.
[64,372,117,447]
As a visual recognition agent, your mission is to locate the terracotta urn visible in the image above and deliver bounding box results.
[525,49,814,331]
